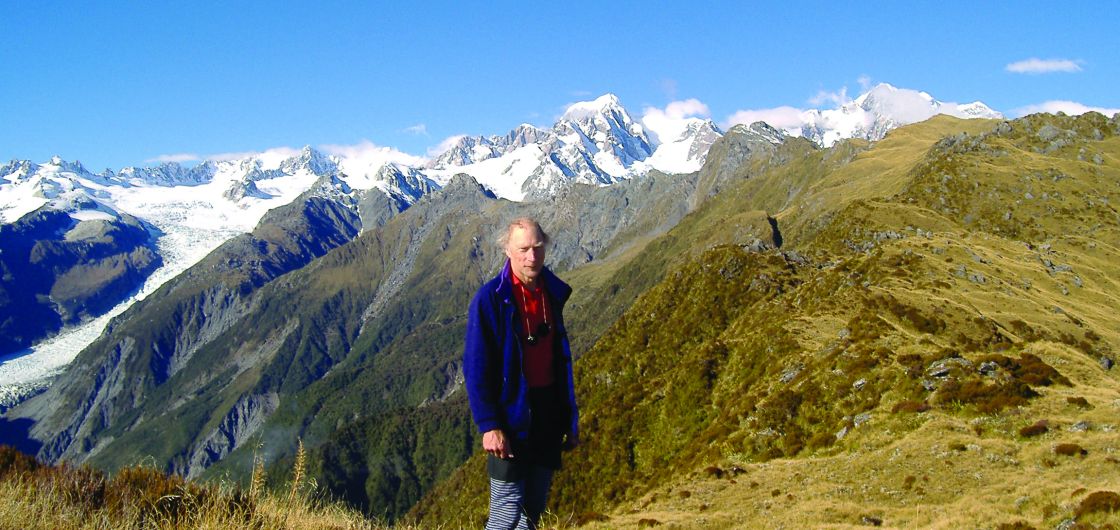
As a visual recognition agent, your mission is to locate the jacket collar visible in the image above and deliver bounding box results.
[495,259,571,303]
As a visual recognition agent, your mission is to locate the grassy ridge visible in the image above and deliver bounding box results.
[413,113,1120,527]
[0,444,404,529]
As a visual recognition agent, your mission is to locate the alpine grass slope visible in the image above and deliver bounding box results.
[412,112,1120,528]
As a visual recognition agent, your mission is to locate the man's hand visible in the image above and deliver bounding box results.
[483,429,513,459]
[562,431,580,451]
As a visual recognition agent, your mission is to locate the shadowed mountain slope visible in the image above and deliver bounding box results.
[0,209,161,354]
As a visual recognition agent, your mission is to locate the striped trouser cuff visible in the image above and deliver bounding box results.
[487,477,528,530]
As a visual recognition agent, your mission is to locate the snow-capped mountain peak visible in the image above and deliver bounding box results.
[561,93,627,122]
[280,146,337,175]
[793,83,1003,147]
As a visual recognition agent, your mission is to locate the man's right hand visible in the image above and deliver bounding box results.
[482,429,513,459]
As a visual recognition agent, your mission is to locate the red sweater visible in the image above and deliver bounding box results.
[511,272,555,388]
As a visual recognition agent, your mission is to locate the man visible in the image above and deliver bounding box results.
[463,217,580,530]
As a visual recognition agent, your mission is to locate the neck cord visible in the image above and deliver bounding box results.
[517,281,549,344]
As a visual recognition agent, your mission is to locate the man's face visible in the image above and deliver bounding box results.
[505,225,546,284]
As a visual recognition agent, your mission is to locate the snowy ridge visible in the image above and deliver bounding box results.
[2,85,1003,398]
[428,93,722,200]
[0,147,432,400]
[793,83,1003,147]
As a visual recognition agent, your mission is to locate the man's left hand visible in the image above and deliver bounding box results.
[562,431,580,451]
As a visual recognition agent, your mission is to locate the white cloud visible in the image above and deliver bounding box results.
[808,86,850,108]
[428,135,468,157]
[404,123,428,135]
[146,153,199,164]
[320,139,427,167]
[641,99,711,144]
[723,106,806,130]
[857,75,873,92]
[664,99,710,119]
[207,146,302,163]
[1006,58,1083,74]
[1013,100,1120,117]
[205,146,303,170]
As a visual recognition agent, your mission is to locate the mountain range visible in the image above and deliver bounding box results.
[10,85,1115,528]
[0,84,1000,387]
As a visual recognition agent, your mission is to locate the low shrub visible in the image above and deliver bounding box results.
[936,379,1038,413]
[0,446,40,478]
[896,354,925,378]
[575,512,610,524]
[892,400,931,413]
[1066,396,1092,409]
[1075,491,1120,518]
[996,522,1036,530]
[1055,443,1088,457]
[860,514,883,526]
[1019,420,1049,438]
[703,466,724,479]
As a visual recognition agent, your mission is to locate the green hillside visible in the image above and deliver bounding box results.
[412,112,1120,528]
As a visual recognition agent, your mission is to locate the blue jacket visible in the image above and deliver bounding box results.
[463,260,579,440]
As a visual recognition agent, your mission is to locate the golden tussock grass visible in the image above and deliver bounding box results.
[0,442,425,530]
[575,342,1120,529]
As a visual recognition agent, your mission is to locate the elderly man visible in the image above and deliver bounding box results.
[463,217,580,529]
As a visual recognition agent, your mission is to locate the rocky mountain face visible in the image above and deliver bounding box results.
[4,181,369,463]
[0,206,160,354]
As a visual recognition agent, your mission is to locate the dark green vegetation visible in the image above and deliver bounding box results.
[6,112,1120,526]
[0,208,160,354]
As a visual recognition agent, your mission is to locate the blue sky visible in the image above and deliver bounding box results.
[2,1,1117,172]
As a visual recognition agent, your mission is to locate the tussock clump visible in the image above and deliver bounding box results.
[860,514,884,526]
[936,378,1038,413]
[996,522,1037,530]
[896,353,926,378]
[873,293,946,334]
[978,353,1071,386]
[1019,420,1050,438]
[0,445,40,478]
[932,353,1067,413]
[0,444,380,529]
[1075,491,1120,518]
[1067,396,1092,409]
[703,465,724,479]
[1055,443,1088,457]
[576,512,609,524]
[892,400,931,413]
